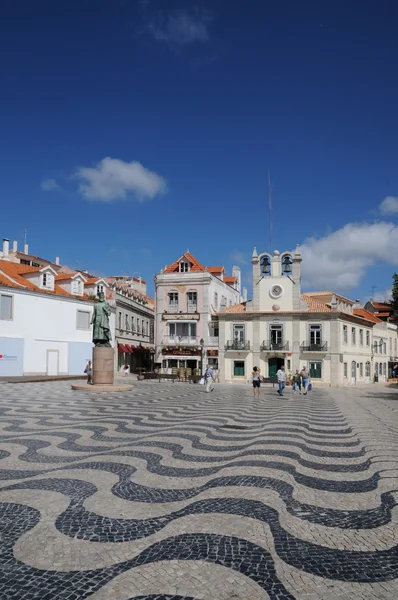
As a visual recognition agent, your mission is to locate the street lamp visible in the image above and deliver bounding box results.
[150,348,155,372]
[200,338,204,375]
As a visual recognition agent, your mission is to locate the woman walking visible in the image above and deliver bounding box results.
[252,366,261,398]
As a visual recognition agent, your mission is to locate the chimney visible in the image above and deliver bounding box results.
[242,287,248,302]
[12,240,18,252]
[55,256,60,265]
[24,243,29,254]
[2,238,10,260]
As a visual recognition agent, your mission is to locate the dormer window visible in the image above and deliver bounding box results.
[97,284,104,297]
[179,262,189,272]
[72,279,83,295]
[42,272,54,290]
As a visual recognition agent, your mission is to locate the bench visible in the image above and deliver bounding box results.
[261,377,277,388]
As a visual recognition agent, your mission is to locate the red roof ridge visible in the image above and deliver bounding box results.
[353,308,382,323]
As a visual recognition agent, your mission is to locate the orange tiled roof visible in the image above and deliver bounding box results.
[225,303,246,313]
[376,312,390,317]
[0,260,88,300]
[353,308,382,323]
[207,266,224,273]
[164,252,206,273]
[224,276,237,284]
[301,294,333,312]
[373,302,392,310]
[305,290,355,304]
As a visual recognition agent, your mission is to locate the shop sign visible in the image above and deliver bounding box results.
[207,349,218,356]
[162,347,201,356]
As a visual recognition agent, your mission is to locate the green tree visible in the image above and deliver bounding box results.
[392,273,398,314]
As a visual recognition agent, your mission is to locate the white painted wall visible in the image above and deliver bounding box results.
[0,288,95,375]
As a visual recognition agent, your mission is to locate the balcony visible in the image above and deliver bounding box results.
[225,340,250,351]
[209,336,219,346]
[162,335,200,346]
[300,341,328,352]
[260,341,289,352]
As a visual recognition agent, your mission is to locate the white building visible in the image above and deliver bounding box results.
[155,252,244,373]
[217,246,396,386]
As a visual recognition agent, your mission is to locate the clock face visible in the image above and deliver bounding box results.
[270,284,283,299]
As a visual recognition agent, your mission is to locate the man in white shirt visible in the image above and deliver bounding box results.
[277,365,286,396]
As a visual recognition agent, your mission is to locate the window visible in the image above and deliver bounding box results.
[137,320,140,334]
[97,284,104,296]
[343,325,348,344]
[118,312,122,329]
[179,262,189,272]
[77,310,90,329]
[233,324,245,344]
[233,360,245,376]
[375,362,378,376]
[309,361,322,378]
[169,323,197,338]
[142,320,145,335]
[374,341,378,354]
[366,331,370,346]
[270,324,283,347]
[187,291,197,312]
[351,360,356,379]
[131,316,135,332]
[359,329,363,346]
[20,259,30,265]
[214,292,218,309]
[390,337,392,353]
[309,324,322,345]
[359,363,363,377]
[125,315,129,330]
[383,342,387,355]
[168,292,178,310]
[32,262,40,267]
[42,273,47,287]
[351,327,356,345]
[383,363,387,376]
[72,279,82,295]
[0,294,13,320]
[343,362,347,378]
[365,361,371,377]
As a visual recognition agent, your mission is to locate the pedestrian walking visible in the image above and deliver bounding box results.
[252,366,261,398]
[392,363,398,379]
[124,363,130,377]
[301,366,311,394]
[84,360,92,385]
[277,365,286,396]
[292,369,301,394]
[204,364,215,393]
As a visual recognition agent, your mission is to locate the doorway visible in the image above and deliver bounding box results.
[309,361,322,379]
[268,357,284,378]
[46,350,59,376]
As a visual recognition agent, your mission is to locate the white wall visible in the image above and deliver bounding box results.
[0,288,94,375]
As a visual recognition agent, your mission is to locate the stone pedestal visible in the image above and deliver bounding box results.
[93,346,114,385]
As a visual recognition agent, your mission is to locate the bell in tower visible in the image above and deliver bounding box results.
[282,254,292,274]
[260,255,271,275]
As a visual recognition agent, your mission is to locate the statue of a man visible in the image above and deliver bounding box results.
[91,292,112,347]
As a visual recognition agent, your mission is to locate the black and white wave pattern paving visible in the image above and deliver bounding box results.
[0,381,398,599]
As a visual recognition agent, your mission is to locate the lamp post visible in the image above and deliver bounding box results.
[200,338,204,375]
[150,348,155,372]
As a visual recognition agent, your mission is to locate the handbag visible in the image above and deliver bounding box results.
[308,382,312,392]
[199,378,205,385]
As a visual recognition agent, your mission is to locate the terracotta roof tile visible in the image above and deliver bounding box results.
[225,303,246,313]
[353,308,382,323]
[164,252,205,273]
[207,266,224,273]
[0,260,88,300]
[373,302,392,310]
[301,294,333,312]
[224,276,237,285]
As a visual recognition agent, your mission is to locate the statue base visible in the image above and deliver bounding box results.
[72,383,133,392]
[92,346,114,385]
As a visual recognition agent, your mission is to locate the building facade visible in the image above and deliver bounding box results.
[155,252,243,373]
[0,258,99,376]
[110,278,155,373]
[217,246,396,386]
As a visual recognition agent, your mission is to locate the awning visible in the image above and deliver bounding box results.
[118,344,129,353]
[125,345,132,353]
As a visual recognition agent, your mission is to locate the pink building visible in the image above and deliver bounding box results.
[154,252,243,374]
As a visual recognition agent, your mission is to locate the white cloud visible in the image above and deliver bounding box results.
[41,178,59,191]
[379,196,398,215]
[300,221,398,290]
[229,251,248,266]
[148,9,211,44]
[75,157,166,202]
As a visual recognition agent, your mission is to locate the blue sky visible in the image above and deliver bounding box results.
[1,0,398,300]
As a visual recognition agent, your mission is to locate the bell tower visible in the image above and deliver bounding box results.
[251,246,302,312]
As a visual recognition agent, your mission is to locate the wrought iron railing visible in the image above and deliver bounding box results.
[162,336,200,345]
[225,340,250,351]
[300,341,328,352]
[260,341,289,351]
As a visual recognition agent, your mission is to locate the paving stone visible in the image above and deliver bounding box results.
[0,381,397,599]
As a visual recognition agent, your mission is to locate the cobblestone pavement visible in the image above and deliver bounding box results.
[0,381,397,600]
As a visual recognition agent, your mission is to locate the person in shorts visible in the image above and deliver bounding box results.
[292,369,301,394]
[252,366,261,398]
[301,366,310,394]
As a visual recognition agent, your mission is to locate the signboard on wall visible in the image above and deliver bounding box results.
[0,338,24,377]
[162,347,201,356]
[162,313,200,320]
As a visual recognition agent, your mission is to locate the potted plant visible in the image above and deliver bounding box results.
[286,370,293,386]
[137,367,145,380]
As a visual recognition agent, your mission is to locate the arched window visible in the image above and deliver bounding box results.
[281,253,292,275]
[260,255,271,276]
[168,291,179,311]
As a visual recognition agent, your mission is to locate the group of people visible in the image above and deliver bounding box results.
[251,365,311,398]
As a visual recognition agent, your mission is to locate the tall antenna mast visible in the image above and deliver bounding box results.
[23,225,34,248]
[370,285,376,300]
[268,173,273,255]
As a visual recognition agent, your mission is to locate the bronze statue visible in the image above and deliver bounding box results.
[91,292,112,347]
